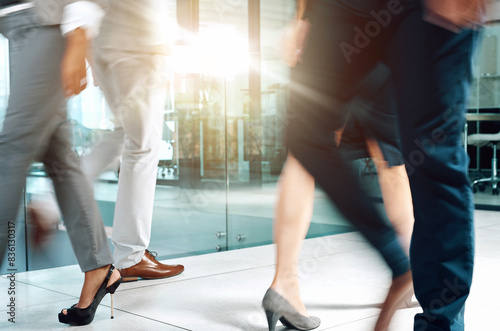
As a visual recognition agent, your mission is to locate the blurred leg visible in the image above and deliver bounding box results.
[43,120,117,310]
[270,154,315,317]
[42,120,113,272]
[80,51,127,190]
[278,3,411,330]
[80,128,125,191]
[94,49,166,269]
[387,8,478,330]
[366,138,414,255]
[0,18,66,265]
[288,2,409,279]
[0,11,118,313]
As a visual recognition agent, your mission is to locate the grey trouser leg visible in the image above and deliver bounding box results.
[0,10,113,272]
[42,120,115,271]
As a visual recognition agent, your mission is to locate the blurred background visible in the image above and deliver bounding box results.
[1,0,499,274]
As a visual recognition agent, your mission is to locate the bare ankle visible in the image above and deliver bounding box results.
[270,281,309,317]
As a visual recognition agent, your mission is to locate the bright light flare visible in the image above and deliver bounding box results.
[171,25,250,77]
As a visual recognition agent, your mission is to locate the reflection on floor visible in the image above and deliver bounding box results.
[0,209,497,330]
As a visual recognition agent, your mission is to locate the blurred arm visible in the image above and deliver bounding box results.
[283,0,312,67]
[296,0,308,20]
[60,1,107,97]
[423,0,490,32]
[60,1,106,39]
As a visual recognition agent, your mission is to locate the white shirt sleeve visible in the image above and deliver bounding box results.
[60,1,106,39]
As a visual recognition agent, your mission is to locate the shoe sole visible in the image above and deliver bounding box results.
[120,269,184,282]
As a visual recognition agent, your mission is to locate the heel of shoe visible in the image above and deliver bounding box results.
[265,310,280,331]
[106,278,122,295]
[121,276,138,282]
[108,277,121,320]
[110,293,115,319]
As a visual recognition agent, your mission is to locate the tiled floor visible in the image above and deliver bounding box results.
[1,209,498,331]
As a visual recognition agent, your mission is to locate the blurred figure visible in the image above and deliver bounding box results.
[263,0,483,331]
[0,0,121,326]
[338,65,414,255]
[82,0,184,281]
[263,65,414,331]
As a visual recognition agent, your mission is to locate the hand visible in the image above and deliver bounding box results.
[61,28,88,97]
[282,19,312,68]
[423,0,488,32]
[83,41,99,87]
[334,126,345,147]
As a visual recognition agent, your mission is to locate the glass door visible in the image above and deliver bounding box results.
[1,0,359,275]
[467,22,500,207]
[223,0,355,251]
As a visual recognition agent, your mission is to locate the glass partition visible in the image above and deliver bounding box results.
[1,0,360,274]
[0,34,8,129]
[224,0,354,251]
[467,22,500,207]
[0,35,29,275]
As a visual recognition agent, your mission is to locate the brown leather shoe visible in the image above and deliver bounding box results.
[118,250,184,282]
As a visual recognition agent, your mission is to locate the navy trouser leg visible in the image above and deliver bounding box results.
[386,9,478,331]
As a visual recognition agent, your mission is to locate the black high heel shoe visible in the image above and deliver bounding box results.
[58,265,122,326]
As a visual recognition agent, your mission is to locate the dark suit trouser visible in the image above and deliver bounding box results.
[0,9,113,272]
[288,1,477,330]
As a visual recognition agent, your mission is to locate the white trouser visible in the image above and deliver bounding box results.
[88,47,167,269]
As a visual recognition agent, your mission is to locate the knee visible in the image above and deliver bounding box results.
[123,143,159,163]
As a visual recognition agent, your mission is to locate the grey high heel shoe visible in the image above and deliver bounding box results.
[262,288,320,331]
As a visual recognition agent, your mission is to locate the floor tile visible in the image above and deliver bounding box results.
[13,264,86,298]
[110,266,389,331]
[475,226,500,259]
[474,210,500,229]
[468,256,500,308]
[108,267,277,331]
[1,210,498,330]
[0,298,186,330]
[464,303,497,330]
[0,278,73,310]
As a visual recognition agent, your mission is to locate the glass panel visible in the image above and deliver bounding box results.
[25,178,80,270]
[226,0,284,250]
[0,197,27,274]
[0,35,8,129]
[0,35,28,274]
[149,1,228,257]
[2,0,367,274]
[196,0,250,252]
[18,0,226,272]
[467,23,500,207]
[200,0,253,250]
[155,70,227,256]
[225,0,354,251]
